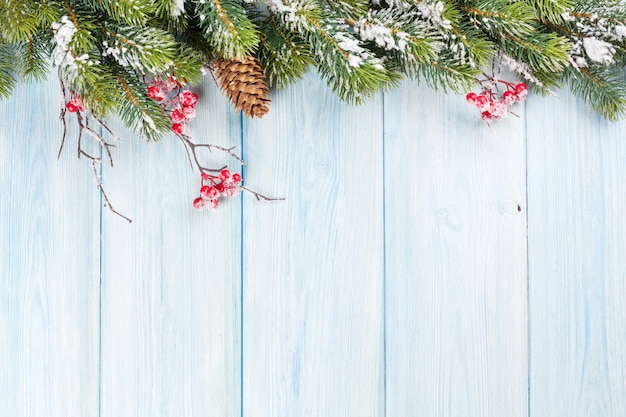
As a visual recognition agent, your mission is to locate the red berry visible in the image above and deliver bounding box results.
[66,102,78,113]
[200,185,219,199]
[232,173,242,184]
[489,101,507,119]
[170,110,185,123]
[147,86,163,101]
[69,96,85,112]
[171,123,186,135]
[224,185,240,198]
[193,197,205,210]
[515,83,527,95]
[206,199,219,210]
[219,169,231,181]
[215,182,226,193]
[466,92,477,103]
[182,105,196,118]
[481,111,493,121]
[475,95,488,109]
[503,90,516,104]
[181,91,199,107]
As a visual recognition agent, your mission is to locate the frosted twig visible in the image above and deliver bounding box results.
[57,76,131,222]
[76,112,115,166]
[82,151,132,223]
[176,133,246,173]
[58,78,68,159]
[93,117,123,142]
[242,186,285,202]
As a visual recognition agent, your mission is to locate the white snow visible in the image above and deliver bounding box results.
[582,37,615,65]
[354,18,408,51]
[501,53,544,88]
[417,1,450,29]
[334,32,370,68]
[263,0,305,26]
[171,0,185,17]
[51,16,77,67]
[51,16,98,80]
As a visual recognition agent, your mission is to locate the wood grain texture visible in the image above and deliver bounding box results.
[0,79,100,416]
[383,81,528,417]
[527,90,626,417]
[98,82,242,417]
[241,71,385,417]
[3,72,626,417]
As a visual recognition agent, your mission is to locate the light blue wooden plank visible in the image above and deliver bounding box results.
[242,71,385,417]
[98,80,242,417]
[527,89,626,417]
[384,81,528,417]
[0,78,100,416]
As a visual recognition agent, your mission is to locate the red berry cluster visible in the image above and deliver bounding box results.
[193,169,242,211]
[65,93,85,113]
[147,76,199,135]
[466,82,527,122]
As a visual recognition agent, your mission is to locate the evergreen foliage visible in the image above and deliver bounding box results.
[0,0,625,138]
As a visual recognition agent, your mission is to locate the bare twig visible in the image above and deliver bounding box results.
[508,110,520,118]
[207,65,220,88]
[82,152,133,223]
[57,76,132,223]
[176,133,283,202]
[58,109,68,159]
[76,112,115,167]
[242,186,285,202]
[179,134,196,170]
[176,133,244,173]
[93,117,123,142]
[76,116,83,159]
[58,78,68,159]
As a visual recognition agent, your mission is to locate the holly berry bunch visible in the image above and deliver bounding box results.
[65,92,85,113]
[146,76,199,135]
[466,80,527,123]
[193,169,243,211]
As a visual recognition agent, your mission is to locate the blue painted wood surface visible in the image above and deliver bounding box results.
[1,72,625,417]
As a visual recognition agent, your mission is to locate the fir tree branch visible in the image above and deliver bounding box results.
[195,0,260,59]
[95,0,153,26]
[62,0,80,28]
[96,23,179,74]
[502,32,570,79]
[459,0,536,38]
[0,42,16,98]
[529,0,573,23]
[15,31,50,81]
[254,15,314,89]
[0,0,39,41]
[567,11,626,25]
[115,70,171,140]
[566,65,626,120]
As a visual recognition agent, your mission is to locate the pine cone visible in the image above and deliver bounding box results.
[213,56,271,118]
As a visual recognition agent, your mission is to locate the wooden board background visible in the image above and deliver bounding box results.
[1,72,625,417]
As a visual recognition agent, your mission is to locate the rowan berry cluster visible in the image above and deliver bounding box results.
[65,92,85,113]
[466,81,527,122]
[193,169,242,211]
[146,76,199,135]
